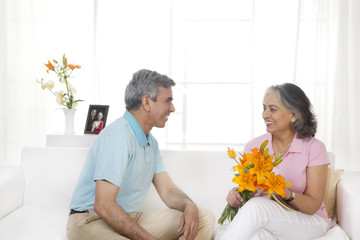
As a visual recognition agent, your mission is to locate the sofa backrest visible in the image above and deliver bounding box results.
[21,147,89,210]
[142,150,235,220]
[20,146,337,221]
[20,147,233,219]
[143,151,338,219]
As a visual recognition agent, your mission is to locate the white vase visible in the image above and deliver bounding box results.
[62,108,76,135]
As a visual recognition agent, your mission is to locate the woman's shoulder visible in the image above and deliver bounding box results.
[299,136,326,150]
[296,136,329,165]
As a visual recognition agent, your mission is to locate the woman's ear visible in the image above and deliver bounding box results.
[291,114,297,123]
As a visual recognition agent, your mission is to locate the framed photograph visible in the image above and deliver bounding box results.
[84,105,109,134]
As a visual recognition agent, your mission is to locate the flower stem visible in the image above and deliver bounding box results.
[217,204,239,225]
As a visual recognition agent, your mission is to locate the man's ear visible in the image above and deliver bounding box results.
[142,95,151,112]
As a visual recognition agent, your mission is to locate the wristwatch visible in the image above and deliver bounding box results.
[285,190,295,203]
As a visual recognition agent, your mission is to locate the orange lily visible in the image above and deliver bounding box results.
[262,172,287,197]
[68,64,81,70]
[232,169,257,192]
[44,60,55,73]
[239,152,247,164]
[249,155,274,185]
[233,163,246,174]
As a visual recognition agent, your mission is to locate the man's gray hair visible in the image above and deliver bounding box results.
[125,69,175,111]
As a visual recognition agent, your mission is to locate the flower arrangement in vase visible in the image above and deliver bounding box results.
[37,54,83,134]
[37,54,83,109]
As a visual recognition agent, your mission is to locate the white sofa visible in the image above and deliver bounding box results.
[0,146,359,240]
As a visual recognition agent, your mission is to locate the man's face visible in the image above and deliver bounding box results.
[91,110,96,117]
[148,86,175,128]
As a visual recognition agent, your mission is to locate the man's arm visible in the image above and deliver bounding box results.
[152,172,199,240]
[94,180,157,240]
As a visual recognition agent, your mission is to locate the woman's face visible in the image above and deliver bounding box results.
[97,114,103,120]
[262,93,295,135]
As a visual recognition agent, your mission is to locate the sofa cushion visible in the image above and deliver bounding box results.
[0,205,68,240]
[324,168,344,218]
[212,223,349,240]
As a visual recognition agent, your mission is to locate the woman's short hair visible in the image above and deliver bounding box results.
[125,69,175,111]
[264,83,317,138]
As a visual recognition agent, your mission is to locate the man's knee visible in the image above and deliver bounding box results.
[198,207,215,224]
[199,207,215,239]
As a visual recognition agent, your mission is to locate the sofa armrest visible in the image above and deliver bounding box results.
[0,165,24,220]
[336,170,360,240]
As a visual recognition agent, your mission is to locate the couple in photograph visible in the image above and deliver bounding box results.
[87,109,104,133]
[67,69,330,240]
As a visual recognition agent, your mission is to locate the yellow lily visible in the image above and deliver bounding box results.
[227,147,236,159]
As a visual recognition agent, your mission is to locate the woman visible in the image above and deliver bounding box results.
[91,112,104,133]
[222,83,330,240]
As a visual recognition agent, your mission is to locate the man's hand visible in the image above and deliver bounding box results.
[153,173,200,240]
[177,203,199,240]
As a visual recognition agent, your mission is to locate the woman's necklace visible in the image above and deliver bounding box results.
[274,142,291,156]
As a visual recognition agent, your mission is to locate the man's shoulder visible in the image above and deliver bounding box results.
[102,117,129,132]
[95,117,135,143]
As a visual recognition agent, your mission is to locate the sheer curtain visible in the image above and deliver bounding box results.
[0,0,359,171]
[330,0,360,171]
[0,0,96,165]
[294,0,360,171]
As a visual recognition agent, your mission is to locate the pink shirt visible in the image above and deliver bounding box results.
[244,133,331,224]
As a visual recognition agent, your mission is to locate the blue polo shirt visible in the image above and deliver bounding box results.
[70,111,166,212]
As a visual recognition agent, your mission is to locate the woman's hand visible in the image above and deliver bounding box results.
[226,189,243,208]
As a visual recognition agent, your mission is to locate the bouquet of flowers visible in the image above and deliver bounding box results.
[218,140,293,225]
[37,54,83,109]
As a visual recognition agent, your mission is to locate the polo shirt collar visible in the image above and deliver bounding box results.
[288,132,304,153]
[124,111,150,147]
[267,132,303,154]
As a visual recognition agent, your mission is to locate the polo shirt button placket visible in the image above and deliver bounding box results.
[144,147,149,162]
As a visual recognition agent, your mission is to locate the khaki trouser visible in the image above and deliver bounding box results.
[67,207,215,240]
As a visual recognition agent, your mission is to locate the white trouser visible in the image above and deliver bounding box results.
[221,197,329,240]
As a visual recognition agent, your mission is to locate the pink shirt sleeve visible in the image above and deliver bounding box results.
[307,138,329,167]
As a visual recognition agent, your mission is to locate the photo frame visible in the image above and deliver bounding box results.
[84,105,109,134]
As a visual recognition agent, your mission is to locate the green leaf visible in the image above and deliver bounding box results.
[217,204,240,225]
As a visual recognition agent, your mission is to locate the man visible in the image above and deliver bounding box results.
[87,108,97,131]
[67,69,215,240]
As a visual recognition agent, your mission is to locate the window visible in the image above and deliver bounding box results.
[153,0,299,150]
